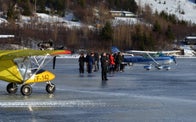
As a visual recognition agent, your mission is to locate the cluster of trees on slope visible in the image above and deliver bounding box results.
[0,0,195,51]
[0,0,137,20]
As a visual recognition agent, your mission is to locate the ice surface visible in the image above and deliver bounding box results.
[0,58,196,121]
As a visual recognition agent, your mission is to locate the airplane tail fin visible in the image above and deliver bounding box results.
[111,46,120,53]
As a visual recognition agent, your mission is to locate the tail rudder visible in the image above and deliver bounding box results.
[111,46,120,53]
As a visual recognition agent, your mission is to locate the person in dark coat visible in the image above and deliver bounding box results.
[94,52,99,72]
[115,52,120,71]
[78,53,85,74]
[85,53,90,72]
[117,52,124,72]
[100,52,108,81]
[86,52,94,73]
[120,53,125,72]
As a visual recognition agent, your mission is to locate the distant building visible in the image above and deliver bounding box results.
[110,11,137,18]
[0,35,15,38]
[180,35,196,51]
[184,36,196,45]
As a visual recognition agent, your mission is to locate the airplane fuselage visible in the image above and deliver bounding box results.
[123,55,175,65]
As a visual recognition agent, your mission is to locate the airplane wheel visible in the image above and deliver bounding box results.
[21,84,32,96]
[7,83,18,94]
[46,83,55,94]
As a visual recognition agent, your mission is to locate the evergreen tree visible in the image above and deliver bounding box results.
[7,3,15,21]
[153,20,161,33]
[124,0,138,13]
[22,0,33,16]
[78,0,86,8]
[165,25,174,40]
[36,0,47,13]
[100,22,113,41]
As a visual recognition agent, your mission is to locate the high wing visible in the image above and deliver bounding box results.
[125,50,181,56]
[0,49,71,60]
[126,50,158,54]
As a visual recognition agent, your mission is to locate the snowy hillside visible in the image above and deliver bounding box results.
[21,13,82,28]
[135,0,196,23]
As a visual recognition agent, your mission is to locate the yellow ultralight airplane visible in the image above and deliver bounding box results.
[0,49,71,96]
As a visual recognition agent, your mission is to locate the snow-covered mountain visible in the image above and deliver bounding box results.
[0,0,195,25]
[135,0,196,23]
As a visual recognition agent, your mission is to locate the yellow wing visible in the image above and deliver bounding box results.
[0,49,71,60]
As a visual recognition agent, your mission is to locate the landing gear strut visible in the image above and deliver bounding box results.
[46,82,55,94]
[6,82,55,96]
[7,83,18,94]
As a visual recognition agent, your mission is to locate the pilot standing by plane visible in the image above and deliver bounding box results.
[119,53,125,72]
[78,53,85,74]
[100,52,108,81]
[115,52,123,72]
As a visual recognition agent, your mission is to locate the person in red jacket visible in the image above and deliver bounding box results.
[109,53,115,73]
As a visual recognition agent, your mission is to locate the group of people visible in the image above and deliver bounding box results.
[78,52,99,74]
[78,51,125,81]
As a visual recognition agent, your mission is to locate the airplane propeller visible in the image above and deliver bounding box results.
[53,56,56,69]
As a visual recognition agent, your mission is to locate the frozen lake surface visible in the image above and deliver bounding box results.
[0,58,196,122]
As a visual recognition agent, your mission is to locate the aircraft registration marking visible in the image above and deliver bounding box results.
[34,74,50,82]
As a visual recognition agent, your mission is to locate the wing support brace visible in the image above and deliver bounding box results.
[22,54,54,83]
[146,53,160,66]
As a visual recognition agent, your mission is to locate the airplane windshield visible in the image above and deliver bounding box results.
[14,58,32,80]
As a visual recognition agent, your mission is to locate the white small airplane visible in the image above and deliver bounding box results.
[112,46,180,70]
